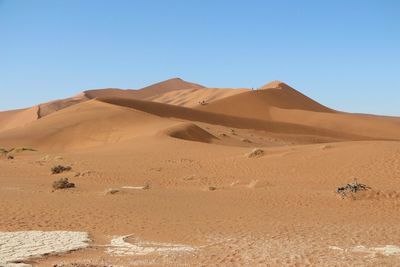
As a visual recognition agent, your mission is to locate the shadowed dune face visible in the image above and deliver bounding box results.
[159,122,219,143]
[96,97,367,141]
[37,94,89,118]
[196,81,333,120]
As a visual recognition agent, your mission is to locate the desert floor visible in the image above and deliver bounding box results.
[1,137,400,266]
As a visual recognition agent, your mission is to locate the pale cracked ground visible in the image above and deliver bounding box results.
[0,231,89,266]
[0,231,197,266]
[107,235,196,256]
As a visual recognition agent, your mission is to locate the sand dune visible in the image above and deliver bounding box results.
[2,80,399,150]
[267,108,400,140]
[0,78,205,133]
[0,93,88,133]
[196,81,333,119]
[84,77,204,100]
[0,100,175,150]
[193,81,400,140]
[38,78,205,117]
[159,122,219,143]
[0,106,39,132]
[37,93,89,118]
[148,87,248,107]
[0,97,348,151]
[97,97,367,141]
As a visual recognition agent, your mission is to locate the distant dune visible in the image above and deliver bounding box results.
[84,77,204,100]
[1,78,400,150]
[0,78,204,132]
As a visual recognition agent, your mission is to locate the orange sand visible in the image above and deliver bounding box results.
[1,79,400,266]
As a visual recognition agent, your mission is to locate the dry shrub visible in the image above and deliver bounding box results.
[51,165,72,174]
[336,178,371,199]
[52,178,75,190]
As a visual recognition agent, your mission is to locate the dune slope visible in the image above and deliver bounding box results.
[0,100,176,150]
[194,81,400,140]
[84,77,205,100]
[96,97,368,141]
[0,107,39,132]
[196,81,333,119]
[148,87,248,107]
[159,122,219,143]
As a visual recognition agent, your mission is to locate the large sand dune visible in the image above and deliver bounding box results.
[84,77,204,100]
[2,79,400,150]
[0,78,205,133]
[0,100,177,150]
[197,81,333,117]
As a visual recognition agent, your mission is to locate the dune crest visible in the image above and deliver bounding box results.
[259,80,290,90]
[84,77,205,101]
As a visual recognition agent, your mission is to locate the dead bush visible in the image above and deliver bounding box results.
[52,178,75,190]
[51,165,72,174]
[336,178,371,199]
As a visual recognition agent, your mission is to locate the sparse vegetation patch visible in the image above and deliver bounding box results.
[51,165,72,174]
[52,178,75,190]
[336,178,371,199]
[1,147,37,159]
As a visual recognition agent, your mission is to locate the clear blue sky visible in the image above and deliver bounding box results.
[1,0,399,115]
